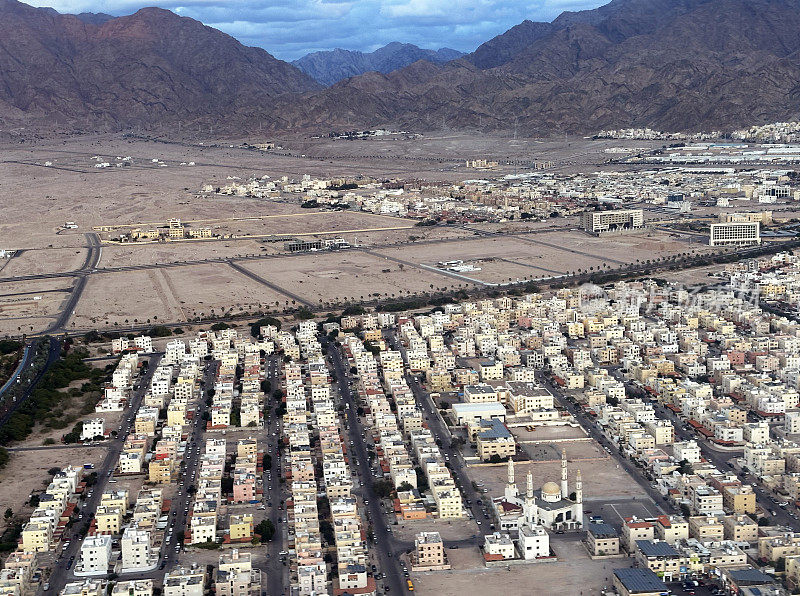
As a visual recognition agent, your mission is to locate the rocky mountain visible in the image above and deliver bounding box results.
[2,0,800,135]
[0,0,319,131]
[293,42,464,86]
[275,0,800,134]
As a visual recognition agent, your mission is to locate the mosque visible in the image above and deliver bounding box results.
[491,449,583,532]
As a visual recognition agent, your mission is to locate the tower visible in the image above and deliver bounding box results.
[524,470,537,526]
[505,458,518,501]
[560,448,568,499]
[575,469,584,523]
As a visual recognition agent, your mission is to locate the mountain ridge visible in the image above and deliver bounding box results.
[2,0,800,135]
[293,42,464,86]
[0,0,320,131]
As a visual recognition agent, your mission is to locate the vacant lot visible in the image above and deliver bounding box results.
[0,445,107,527]
[467,438,648,501]
[244,250,463,305]
[412,535,631,595]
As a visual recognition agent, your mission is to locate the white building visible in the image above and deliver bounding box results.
[786,411,800,434]
[673,440,702,464]
[581,209,644,235]
[519,524,550,560]
[484,532,515,559]
[79,535,111,574]
[709,221,760,246]
[81,418,105,441]
[121,528,153,572]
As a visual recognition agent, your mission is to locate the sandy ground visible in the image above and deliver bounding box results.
[394,517,481,545]
[0,445,107,528]
[0,133,765,336]
[72,270,174,329]
[412,536,632,595]
[510,425,587,443]
[244,250,464,305]
[466,439,649,502]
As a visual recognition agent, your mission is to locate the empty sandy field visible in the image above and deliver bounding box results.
[449,256,563,284]
[510,424,588,443]
[72,270,175,328]
[243,251,465,304]
[412,537,631,595]
[0,277,72,296]
[99,239,283,268]
[393,517,481,545]
[0,278,71,334]
[467,439,648,501]
[162,264,289,316]
[0,445,107,527]
[0,245,88,277]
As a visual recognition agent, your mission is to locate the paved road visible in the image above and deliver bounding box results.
[326,341,408,595]
[151,358,217,574]
[0,337,61,428]
[46,232,101,334]
[45,353,162,594]
[0,343,32,398]
[383,330,496,535]
[262,354,288,596]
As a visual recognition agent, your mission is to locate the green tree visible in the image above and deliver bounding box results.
[373,479,394,499]
[255,520,275,541]
[250,317,281,338]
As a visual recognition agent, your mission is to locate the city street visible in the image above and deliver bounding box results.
[384,329,498,536]
[45,353,163,594]
[327,341,408,594]
[262,354,287,596]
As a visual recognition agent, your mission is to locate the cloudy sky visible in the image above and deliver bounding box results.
[26,0,606,60]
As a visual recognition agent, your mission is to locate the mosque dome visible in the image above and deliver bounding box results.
[541,481,562,502]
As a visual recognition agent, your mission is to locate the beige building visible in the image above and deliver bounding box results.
[587,522,620,556]
[475,418,516,461]
[414,532,447,568]
[689,516,725,542]
[723,515,759,543]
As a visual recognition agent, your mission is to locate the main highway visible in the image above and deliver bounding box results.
[45,232,102,334]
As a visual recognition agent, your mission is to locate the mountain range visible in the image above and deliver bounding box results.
[0,0,319,131]
[1,0,800,135]
[293,43,464,86]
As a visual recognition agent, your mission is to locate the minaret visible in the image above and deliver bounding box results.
[575,469,584,523]
[505,458,518,501]
[525,470,537,526]
[560,448,568,499]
